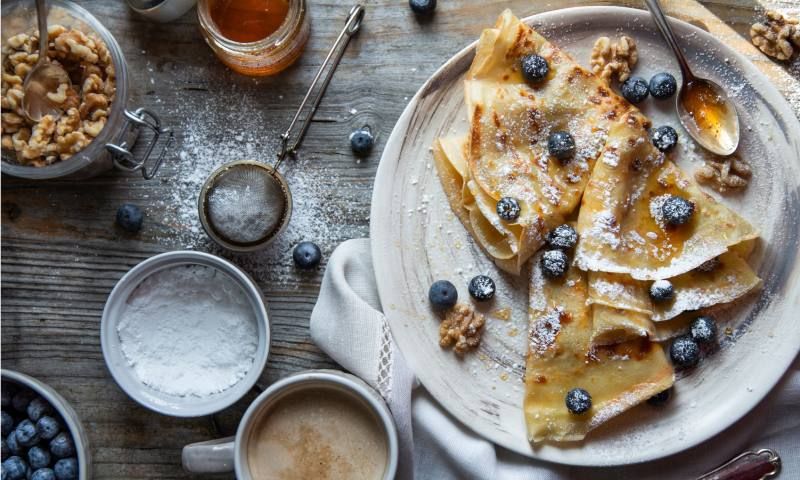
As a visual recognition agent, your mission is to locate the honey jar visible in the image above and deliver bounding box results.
[197,0,310,76]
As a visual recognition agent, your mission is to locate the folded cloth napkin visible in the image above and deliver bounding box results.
[310,239,799,480]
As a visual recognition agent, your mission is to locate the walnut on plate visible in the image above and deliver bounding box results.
[750,10,800,61]
[694,155,752,193]
[439,304,486,355]
[590,35,638,82]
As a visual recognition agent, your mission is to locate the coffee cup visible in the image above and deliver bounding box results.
[182,369,398,479]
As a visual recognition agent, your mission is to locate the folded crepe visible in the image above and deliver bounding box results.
[574,112,759,280]
[525,252,674,442]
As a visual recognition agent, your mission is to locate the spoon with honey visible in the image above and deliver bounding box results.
[644,0,740,156]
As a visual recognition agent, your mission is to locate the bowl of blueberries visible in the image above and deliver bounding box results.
[1,370,89,480]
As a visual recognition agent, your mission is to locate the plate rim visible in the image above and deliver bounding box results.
[370,5,800,466]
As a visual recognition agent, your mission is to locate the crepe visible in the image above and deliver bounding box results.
[574,113,759,280]
[435,10,634,274]
[525,253,674,442]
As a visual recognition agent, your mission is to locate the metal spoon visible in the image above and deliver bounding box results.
[22,0,72,122]
[644,0,740,156]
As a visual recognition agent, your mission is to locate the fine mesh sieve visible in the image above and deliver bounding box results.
[197,4,364,252]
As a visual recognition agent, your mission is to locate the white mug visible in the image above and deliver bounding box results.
[182,370,399,479]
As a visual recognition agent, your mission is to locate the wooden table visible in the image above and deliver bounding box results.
[2,1,798,478]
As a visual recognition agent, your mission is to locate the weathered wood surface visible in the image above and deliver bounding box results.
[1,0,798,478]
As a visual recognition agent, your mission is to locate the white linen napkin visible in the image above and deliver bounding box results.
[310,239,799,480]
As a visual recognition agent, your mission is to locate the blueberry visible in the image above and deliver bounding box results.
[35,418,59,442]
[5,432,22,456]
[670,335,700,368]
[545,224,578,250]
[408,0,436,15]
[428,280,457,309]
[540,250,569,279]
[292,241,322,269]
[1,456,28,480]
[565,388,592,414]
[468,275,495,302]
[520,54,549,84]
[115,204,143,233]
[649,72,677,100]
[650,125,678,152]
[647,388,672,406]
[48,434,74,459]
[26,398,51,423]
[1,411,13,436]
[27,447,50,471]
[11,391,35,414]
[14,421,38,448]
[53,458,77,480]
[349,126,375,156]
[620,76,649,104]
[649,280,674,302]
[696,257,720,273]
[31,469,56,480]
[496,197,521,222]
[690,316,717,344]
[547,131,576,162]
[1,440,9,461]
[661,195,694,226]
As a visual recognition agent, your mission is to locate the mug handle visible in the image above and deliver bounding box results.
[181,436,236,473]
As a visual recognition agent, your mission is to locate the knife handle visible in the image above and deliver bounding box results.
[697,449,781,480]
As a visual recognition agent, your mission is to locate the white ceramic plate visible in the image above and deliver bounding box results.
[370,6,800,466]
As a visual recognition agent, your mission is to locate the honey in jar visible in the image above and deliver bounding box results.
[198,0,310,76]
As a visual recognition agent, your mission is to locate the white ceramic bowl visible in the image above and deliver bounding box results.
[1,369,92,479]
[101,251,270,417]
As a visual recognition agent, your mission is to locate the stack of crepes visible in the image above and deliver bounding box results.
[433,10,760,443]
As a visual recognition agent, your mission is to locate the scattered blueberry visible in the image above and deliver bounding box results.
[1,439,8,461]
[620,76,649,104]
[27,447,50,470]
[520,54,549,84]
[408,0,436,16]
[565,388,592,414]
[541,250,569,279]
[27,398,52,423]
[650,125,678,152]
[647,388,672,406]
[690,316,717,344]
[31,469,56,480]
[661,195,694,226]
[292,242,322,269]
[1,412,13,437]
[1,456,28,480]
[5,432,21,456]
[115,204,143,233]
[547,131,576,162]
[670,335,700,368]
[468,275,496,302]
[649,72,677,100]
[35,418,59,442]
[696,257,720,273]
[546,224,578,250]
[349,126,375,156]
[649,279,674,302]
[53,458,77,480]
[428,280,457,310]
[48,434,74,459]
[496,197,521,222]
[14,420,38,448]
[11,391,35,413]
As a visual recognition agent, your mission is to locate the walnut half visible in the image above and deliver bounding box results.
[439,304,485,355]
[750,10,800,61]
[590,35,638,82]
[694,155,751,193]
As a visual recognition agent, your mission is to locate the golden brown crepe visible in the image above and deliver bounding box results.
[574,112,759,280]
[525,253,674,442]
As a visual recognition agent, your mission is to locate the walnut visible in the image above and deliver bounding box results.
[82,117,106,138]
[55,108,81,138]
[590,35,638,82]
[695,155,752,192]
[46,83,69,104]
[54,30,99,64]
[750,10,800,61]
[1,135,13,150]
[439,304,486,355]
[1,112,25,133]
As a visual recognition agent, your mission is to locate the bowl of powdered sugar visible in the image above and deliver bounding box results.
[101,251,269,417]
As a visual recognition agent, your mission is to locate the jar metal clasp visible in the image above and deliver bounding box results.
[106,107,174,179]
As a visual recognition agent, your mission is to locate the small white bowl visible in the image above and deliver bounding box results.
[101,251,270,417]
